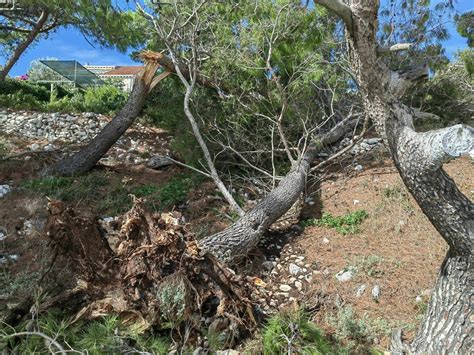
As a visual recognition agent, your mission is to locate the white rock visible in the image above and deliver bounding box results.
[322,237,330,244]
[0,231,6,241]
[372,285,381,301]
[356,284,367,297]
[279,284,292,292]
[30,143,40,151]
[288,263,302,275]
[353,199,360,205]
[0,185,12,197]
[336,268,355,282]
[354,164,363,172]
[295,281,302,290]
[262,261,277,271]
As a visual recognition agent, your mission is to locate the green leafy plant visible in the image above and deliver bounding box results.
[303,210,369,234]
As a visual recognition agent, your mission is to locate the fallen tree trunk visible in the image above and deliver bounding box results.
[44,53,168,176]
[44,51,221,177]
[200,117,357,263]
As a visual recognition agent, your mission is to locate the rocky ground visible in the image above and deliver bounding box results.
[0,109,472,352]
[0,109,172,166]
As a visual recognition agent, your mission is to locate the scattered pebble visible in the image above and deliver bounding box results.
[288,263,302,275]
[336,268,355,282]
[372,285,381,301]
[0,185,12,198]
[279,284,292,292]
[355,164,363,172]
[356,284,367,297]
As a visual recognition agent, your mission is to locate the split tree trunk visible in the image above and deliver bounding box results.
[328,0,474,352]
[200,117,355,263]
[45,78,149,176]
[45,57,166,176]
[0,10,50,81]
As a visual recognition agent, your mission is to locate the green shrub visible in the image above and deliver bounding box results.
[0,79,50,102]
[303,210,368,234]
[262,310,333,355]
[83,85,128,114]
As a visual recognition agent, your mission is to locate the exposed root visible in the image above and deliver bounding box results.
[34,198,259,347]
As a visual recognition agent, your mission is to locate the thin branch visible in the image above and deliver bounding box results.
[4,331,67,354]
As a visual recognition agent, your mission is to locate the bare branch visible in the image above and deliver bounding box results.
[314,0,353,35]
[377,43,413,54]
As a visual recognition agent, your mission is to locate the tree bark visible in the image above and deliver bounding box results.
[200,117,355,263]
[325,0,474,352]
[0,10,50,81]
[44,60,165,176]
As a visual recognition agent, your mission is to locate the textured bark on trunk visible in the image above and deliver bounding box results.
[200,118,354,263]
[0,10,50,81]
[45,59,165,176]
[333,1,474,352]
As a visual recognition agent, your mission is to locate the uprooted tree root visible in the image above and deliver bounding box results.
[7,198,260,349]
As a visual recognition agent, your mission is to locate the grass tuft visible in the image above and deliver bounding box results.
[303,210,369,234]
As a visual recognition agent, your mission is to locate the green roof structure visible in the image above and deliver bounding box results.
[39,60,104,88]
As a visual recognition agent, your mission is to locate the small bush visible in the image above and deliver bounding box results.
[262,310,333,355]
[303,210,368,234]
[83,85,128,114]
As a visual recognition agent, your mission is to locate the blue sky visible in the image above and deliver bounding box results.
[4,0,473,77]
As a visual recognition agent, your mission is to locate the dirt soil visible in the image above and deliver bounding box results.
[258,156,472,348]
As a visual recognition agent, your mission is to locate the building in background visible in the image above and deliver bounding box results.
[99,66,143,92]
[84,65,116,75]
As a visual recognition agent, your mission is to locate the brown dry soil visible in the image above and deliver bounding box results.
[0,127,472,351]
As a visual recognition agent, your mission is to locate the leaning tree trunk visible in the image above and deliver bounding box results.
[44,55,167,176]
[334,0,474,352]
[0,10,49,81]
[200,117,355,263]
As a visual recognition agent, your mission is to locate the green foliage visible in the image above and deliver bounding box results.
[303,210,369,235]
[455,11,473,48]
[1,1,145,79]
[262,310,333,355]
[0,311,170,354]
[83,85,128,114]
[0,79,50,110]
[0,78,128,114]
